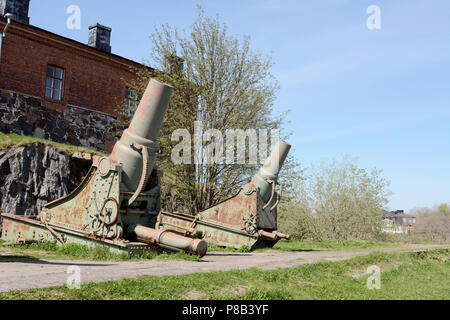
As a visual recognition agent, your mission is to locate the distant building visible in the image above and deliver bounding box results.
[0,0,152,151]
[382,210,416,234]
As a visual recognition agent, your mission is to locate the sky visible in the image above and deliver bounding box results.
[27,0,449,212]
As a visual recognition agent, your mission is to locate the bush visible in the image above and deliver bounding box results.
[413,204,450,242]
[278,157,392,241]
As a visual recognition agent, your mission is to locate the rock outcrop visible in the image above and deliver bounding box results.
[0,143,91,231]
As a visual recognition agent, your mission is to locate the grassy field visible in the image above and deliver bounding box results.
[208,239,402,253]
[269,239,400,251]
[0,241,200,262]
[0,132,104,156]
[0,249,448,300]
[0,239,406,262]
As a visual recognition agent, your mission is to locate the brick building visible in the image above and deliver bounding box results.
[382,210,417,234]
[0,0,150,151]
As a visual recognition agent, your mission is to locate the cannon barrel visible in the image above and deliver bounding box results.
[0,77,211,258]
[129,224,208,257]
[251,139,291,203]
[110,79,174,192]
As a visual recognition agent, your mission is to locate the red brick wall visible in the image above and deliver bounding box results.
[0,19,145,115]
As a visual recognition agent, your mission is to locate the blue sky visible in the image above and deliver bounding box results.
[28,0,449,212]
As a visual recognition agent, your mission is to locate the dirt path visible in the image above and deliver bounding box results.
[0,244,445,293]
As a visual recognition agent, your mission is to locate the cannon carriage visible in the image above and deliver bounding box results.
[1,78,291,256]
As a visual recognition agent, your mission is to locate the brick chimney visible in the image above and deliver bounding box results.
[88,23,112,53]
[0,0,30,24]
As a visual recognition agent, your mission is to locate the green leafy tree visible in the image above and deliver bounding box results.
[415,203,450,242]
[279,157,392,241]
[123,7,295,213]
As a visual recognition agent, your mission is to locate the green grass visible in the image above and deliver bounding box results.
[270,239,401,251]
[1,248,448,300]
[1,239,406,264]
[0,241,200,262]
[208,240,401,253]
[0,239,416,263]
[0,132,105,156]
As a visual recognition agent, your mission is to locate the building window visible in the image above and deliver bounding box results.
[45,66,64,101]
[125,88,138,118]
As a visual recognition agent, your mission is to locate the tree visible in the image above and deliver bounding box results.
[437,203,449,213]
[415,203,450,242]
[278,157,392,241]
[125,7,292,214]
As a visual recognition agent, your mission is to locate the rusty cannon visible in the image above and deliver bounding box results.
[156,139,292,250]
[0,79,207,257]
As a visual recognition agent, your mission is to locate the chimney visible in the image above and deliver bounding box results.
[88,23,112,53]
[0,0,30,24]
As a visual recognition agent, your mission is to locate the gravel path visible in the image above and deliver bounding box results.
[0,244,445,293]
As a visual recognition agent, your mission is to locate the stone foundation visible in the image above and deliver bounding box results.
[0,89,124,151]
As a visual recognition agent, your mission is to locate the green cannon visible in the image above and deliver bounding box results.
[1,79,207,257]
[156,139,292,250]
[251,139,291,204]
[1,75,292,255]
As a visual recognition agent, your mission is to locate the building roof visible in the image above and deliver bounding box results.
[0,16,153,72]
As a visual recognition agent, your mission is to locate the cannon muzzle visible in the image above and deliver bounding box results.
[110,79,174,195]
[251,139,291,203]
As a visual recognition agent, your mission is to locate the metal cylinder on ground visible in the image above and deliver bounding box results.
[258,230,291,241]
[251,139,291,203]
[128,224,208,258]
